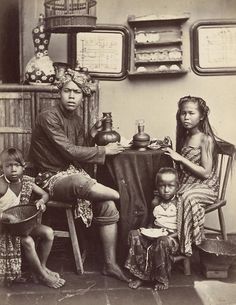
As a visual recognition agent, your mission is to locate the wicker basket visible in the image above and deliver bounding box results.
[44,0,97,32]
[2,204,42,236]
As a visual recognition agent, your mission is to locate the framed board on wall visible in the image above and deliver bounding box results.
[191,20,236,75]
[68,25,130,80]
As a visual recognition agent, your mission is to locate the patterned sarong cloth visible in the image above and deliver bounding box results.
[35,165,93,227]
[125,230,179,286]
[176,146,219,256]
[0,175,34,285]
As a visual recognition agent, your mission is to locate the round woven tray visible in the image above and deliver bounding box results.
[2,204,42,236]
[198,239,236,267]
[198,239,236,256]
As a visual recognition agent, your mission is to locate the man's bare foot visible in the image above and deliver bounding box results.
[128,279,143,289]
[30,273,40,284]
[44,267,60,279]
[102,263,130,283]
[39,273,65,289]
[154,281,168,291]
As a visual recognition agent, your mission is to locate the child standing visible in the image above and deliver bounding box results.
[163,96,219,256]
[0,147,65,288]
[125,167,180,291]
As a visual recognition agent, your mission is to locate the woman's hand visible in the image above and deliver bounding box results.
[90,117,106,138]
[162,147,183,162]
[105,142,124,155]
[35,199,46,212]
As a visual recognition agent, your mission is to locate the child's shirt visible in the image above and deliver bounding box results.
[0,187,21,211]
[153,196,177,231]
[0,175,21,211]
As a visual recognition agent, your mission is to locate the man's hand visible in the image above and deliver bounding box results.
[90,117,106,138]
[105,142,124,155]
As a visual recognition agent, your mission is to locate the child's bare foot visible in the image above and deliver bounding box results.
[128,279,143,289]
[154,281,168,291]
[39,274,65,289]
[102,263,130,283]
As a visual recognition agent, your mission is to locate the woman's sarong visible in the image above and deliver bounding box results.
[177,146,219,256]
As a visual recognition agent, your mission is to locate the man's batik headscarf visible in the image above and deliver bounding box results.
[56,68,92,96]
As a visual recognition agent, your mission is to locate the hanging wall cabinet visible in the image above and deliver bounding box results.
[127,14,189,78]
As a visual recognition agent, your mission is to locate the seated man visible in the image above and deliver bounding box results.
[29,68,129,282]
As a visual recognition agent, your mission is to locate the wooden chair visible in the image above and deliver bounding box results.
[46,200,85,275]
[204,140,235,240]
[172,254,191,275]
[23,164,85,275]
[166,141,235,276]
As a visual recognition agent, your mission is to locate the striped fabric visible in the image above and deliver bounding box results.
[177,146,219,256]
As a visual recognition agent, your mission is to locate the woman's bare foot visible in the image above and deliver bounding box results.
[128,279,143,289]
[102,263,130,283]
[154,281,168,291]
[39,273,65,289]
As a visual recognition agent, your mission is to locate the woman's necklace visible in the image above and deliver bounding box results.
[4,175,21,184]
[4,175,22,197]
[160,196,177,210]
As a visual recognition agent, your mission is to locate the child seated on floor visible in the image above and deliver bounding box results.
[125,167,180,290]
[0,147,65,288]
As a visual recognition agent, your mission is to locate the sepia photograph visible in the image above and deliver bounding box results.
[0,0,236,304]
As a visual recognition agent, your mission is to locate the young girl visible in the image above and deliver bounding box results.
[125,167,180,291]
[163,96,219,256]
[0,147,65,288]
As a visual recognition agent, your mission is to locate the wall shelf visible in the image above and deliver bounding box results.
[128,69,188,78]
[135,59,182,64]
[128,15,190,26]
[135,40,182,47]
[128,14,189,77]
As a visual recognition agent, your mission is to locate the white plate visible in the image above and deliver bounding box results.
[122,144,132,149]
[140,228,168,238]
[148,144,161,150]
[29,82,53,86]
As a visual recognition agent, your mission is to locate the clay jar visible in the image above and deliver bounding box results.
[133,120,150,151]
[95,112,120,146]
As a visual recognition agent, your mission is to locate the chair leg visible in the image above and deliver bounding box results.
[183,257,191,276]
[218,207,227,240]
[66,208,84,275]
[172,255,191,276]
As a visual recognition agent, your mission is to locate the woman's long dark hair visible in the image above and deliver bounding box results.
[176,96,219,168]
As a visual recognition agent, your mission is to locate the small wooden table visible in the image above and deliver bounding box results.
[97,148,173,262]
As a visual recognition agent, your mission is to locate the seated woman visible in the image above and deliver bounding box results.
[163,96,220,256]
[125,167,180,291]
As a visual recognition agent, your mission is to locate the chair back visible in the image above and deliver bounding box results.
[216,141,235,201]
